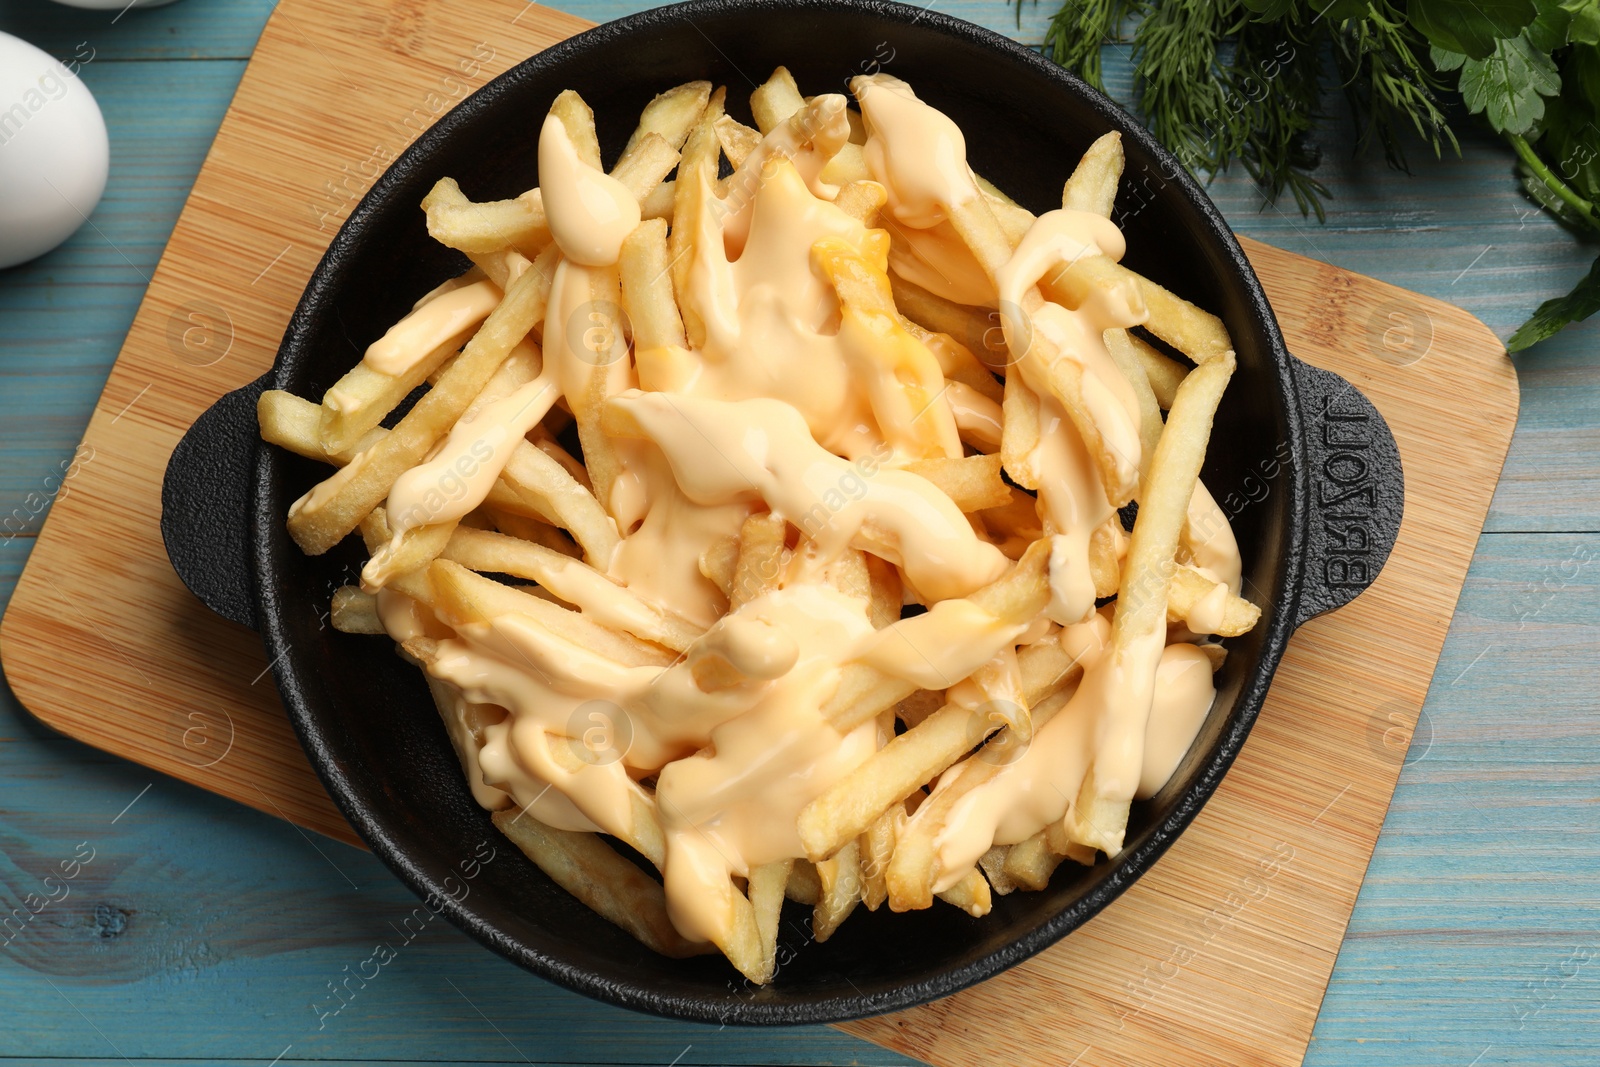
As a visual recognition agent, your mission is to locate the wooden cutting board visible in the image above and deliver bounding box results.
[0,1,1518,1064]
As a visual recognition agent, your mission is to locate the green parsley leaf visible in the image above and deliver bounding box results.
[1528,0,1573,49]
[1459,35,1561,133]
[1560,0,1600,44]
[1411,0,1537,59]
[1431,44,1468,71]
[1507,252,1600,350]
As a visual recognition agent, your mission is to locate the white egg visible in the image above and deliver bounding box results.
[0,31,110,269]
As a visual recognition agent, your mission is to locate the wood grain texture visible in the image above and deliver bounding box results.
[0,1,1593,1065]
[0,2,1519,1066]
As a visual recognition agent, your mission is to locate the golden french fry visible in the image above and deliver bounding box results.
[977,845,1017,896]
[858,807,898,911]
[1089,517,1126,599]
[1061,132,1124,217]
[889,275,1007,370]
[748,859,793,981]
[491,810,706,958]
[1103,327,1164,473]
[713,113,762,168]
[731,512,787,609]
[699,535,738,599]
[812,839,861,942]
[442,526,702,652]
[750,66,804,132]
[620,80,711,160]
[499,434,621,568]
[834,179,887,225]
[669,86,726,349]
[422,178,549,257]
[1000,371,1042,490]
[286,252,556,556]
[1071,352,1236,855]
[609,131,680,202]
[316,278,502,455]
[865,553,901,630]
[483,507,581,558]
[428,559,675,669]
[330,585,384,634]
[1131,331,1190,409]
[640,179,675,222]
[258,389,385,465]
[550,89,602,168]
[785,858,822,905]
[904,454,1013,512]
[800,628,1080,862]
[820,538,1053,734]
[1166,563,1260,636]
[936,867,992,916]
[1001,828,1064,891]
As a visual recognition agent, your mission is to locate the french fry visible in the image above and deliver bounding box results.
[609,131,680,202]
[499,436,621,567]
[1089,517,1126,599]
[1103,328,1165,474]
[422,178,549,257]
[889,275,1007,370]
[483,507,581,558]
[699,535,738,599]
[750,66,805,132]
[859,806,898,910]
[317,277,502,455]
[820,538,1053,734]
[640,179,675,222]
[491,810,706,958]
[812,839,861,942]
[731,512,787,610]
[1055,262,1233,366]
[904,454,1013,512]
[1131,331,1190,409]
[1001,828,1064,891]
[1000,371,1042,490]
[865,553,902,629]
[1166,563,1261,636]
[936,867,992,916]
[785,858,823,905]
[550,89,602,168]
[814,236,960,459]
[330,586,384,634]
[748,859,793,981]
[714,113,762,168]
[977,846,1017,896]
[619,80,711,161]
[428,559,676,669]
[669,86,726,349]
[258,389,385,465]
[834,179,887,225]
[443,526,702,652]
[619,218,692,393]
[1070,352,1236,855]
[286,253,556,556]
[799,624,1081,862]
[1061,131,1123,217]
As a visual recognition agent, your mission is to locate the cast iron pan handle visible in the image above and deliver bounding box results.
[1288,357,1404,629]
[160,374,271,631]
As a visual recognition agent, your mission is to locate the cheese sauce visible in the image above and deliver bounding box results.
[371,78,1243,947]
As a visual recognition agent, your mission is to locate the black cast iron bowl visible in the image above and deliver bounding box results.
[160,0,1404,1026]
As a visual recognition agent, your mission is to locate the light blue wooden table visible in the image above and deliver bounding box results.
[1,1,1595,1064]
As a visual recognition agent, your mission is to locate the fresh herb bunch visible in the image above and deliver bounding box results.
[1028,0,1600,351]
